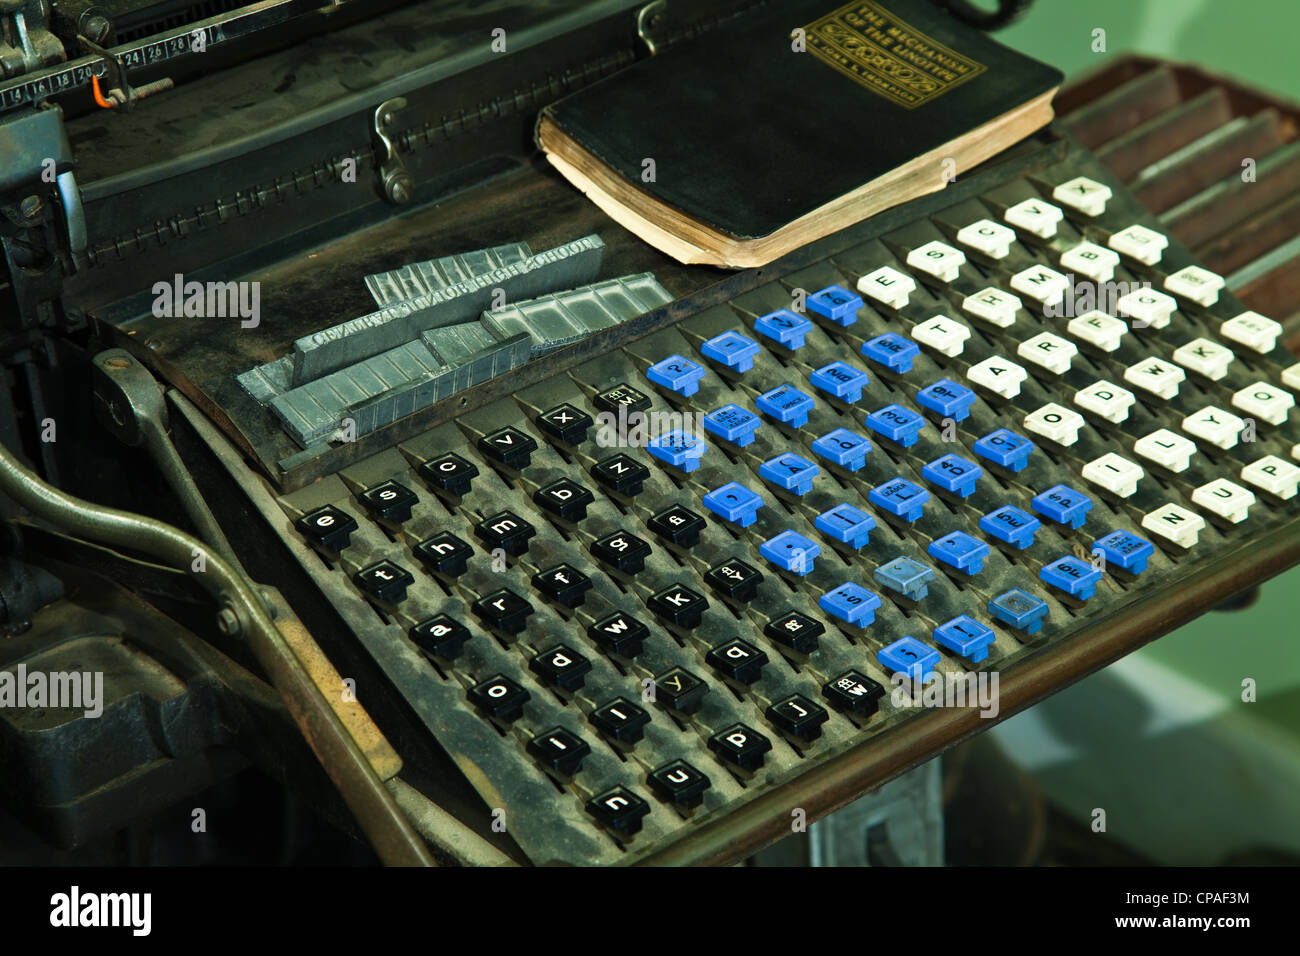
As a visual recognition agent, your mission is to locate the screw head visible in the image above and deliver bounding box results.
[216,606,241,636]
[19,195,43,221]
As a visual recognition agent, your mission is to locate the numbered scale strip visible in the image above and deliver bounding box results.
[0,0,326,112]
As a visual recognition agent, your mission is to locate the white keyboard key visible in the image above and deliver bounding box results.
[1074,380,1134,423]
[1232,381,1294,425]
[1134,429,1196,473]
[1220,311,1282,353]
[1181,406,1245,450]
[1067,310,1127,352]
[966,355,1028,398]
[962,287,1021,328]
[1294,444,1300,463]
[1052,176,1112,216]
[910,315,970,357]
[1192,479,1255,524]
[1107,224,1168,265]
[1116,287,1176,329]
[1124,356,1185,400]
[1024,403,1084,445]
[1171,337,1234,381]
[1164,265,1225,306]
[955,219,1015,258]
[1241,455,1300,500]
[1059,242,1121,282]
[1281,362,1300,392]
[906,240,966,282]
[1010,265,1070,305]
[857,266,915,309]
[1004,198,1064,238]
[1082,453,1144,497]
[1017,332,1077,374]
[1142,503,1205,548]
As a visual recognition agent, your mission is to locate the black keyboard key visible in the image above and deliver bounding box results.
[708,723,772,771]
[409,614,472,661]
[530,644,592,691]
[647,760,712,809]
[468,674,530,722]
[419,452,478,496]
[593,382,652,415]
[478,426,538,469]
[706,638,768,685]
[586,786,650,835]
[474,511,536,556]
[533,479,594,522]
[590,697,651,743]
[822,669,886,717]
[414,532,473,577]
[648,505,706,548]
[358,479,417,523]
[653,667,708,714]
[527,727,591,776]
[472,588,534,634]
[537,403,593,445]
[532,564,593,608]
[648,583,709,629]
[353,560,415,604]
[591,453,650,496]
[766,694,829,741]
[591,530,652,574]
[296,505,357,552]
[764,611,825,653]
[587,612,649,657]
[704,558,764,603]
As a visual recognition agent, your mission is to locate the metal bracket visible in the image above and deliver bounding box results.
[373,97,413,204]
[636,0,667,56]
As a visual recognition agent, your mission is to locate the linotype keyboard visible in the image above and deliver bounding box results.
[268,138,1300,865]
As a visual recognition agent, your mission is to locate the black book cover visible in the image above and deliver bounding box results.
[539,0,1063,240]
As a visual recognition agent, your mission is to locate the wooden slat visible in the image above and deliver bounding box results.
[1059,65,1181,150]
[1235,256,1300,322]
[1161,140,1300,248]
[1194,193,1300,276]
[1131,108,1286,213]
[1096,88,1232,182]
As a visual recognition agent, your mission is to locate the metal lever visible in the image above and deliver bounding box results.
[373,97,414,204]
[78,34,172,109]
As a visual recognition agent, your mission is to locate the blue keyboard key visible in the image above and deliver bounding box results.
[819,582,882,627]
[932,615,996,664]
[864,404,925,447]
[646,430,706,473]
[646,354,706,397]
[760,530,822,575]
[702,404,761,447]
[973,428,1035,472]
[755,308,813,350]
[700,330,760,373]
[922,453,982,497]
[806,284,863,326]
[869,478,929,522]
[1041,555,1104,600]
[756,384,815,427]
[1092,529,1155,574]
[860,332,920,373]
[877,636,941,683]
[814,504,876,549]
[874,556,936,600]
[928,531,990,575]
[1031,484,1094,530]
[988,589,1049,634]
[916,379,976,422]
[811,428,872,471]
[809,361,870,402]
[759,453,819,495]
[702,482,764,527]
[980,505,1040,549]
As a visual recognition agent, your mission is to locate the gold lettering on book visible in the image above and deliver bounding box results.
[805,0,985,109]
